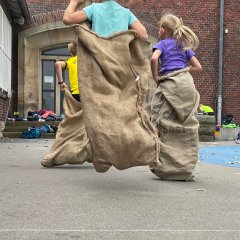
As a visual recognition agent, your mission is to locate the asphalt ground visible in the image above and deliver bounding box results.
[0,139,240,240]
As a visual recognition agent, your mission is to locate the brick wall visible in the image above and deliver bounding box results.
[121,0,220,109]
[221,0,240,123]
[0,95,6,122]
[22,0,240,123]
[0,95,10,122]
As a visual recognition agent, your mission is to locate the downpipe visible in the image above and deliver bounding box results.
[217,0,224,126]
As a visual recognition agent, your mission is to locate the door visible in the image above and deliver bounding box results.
[41,46,70,115]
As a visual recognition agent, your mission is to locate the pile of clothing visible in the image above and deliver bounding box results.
[27,110,62,121]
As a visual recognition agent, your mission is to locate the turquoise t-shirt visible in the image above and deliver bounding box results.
[83,0,137,37]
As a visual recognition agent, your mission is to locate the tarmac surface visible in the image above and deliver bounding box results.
[0,139,240,240]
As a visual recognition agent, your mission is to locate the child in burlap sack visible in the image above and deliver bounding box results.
[61,0,160,173]
[63,0,148,41]
[151,13,202,134]
[149,13,202,180]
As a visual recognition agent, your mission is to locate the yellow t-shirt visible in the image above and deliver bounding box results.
[65,55,79,94]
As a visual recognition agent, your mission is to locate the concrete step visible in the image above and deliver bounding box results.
[4,125,60,132]
[199,134,215,142]
[199,124,216,135]
[4,126,42,132]
[5,120,61,127]
[197,115,216,124]
[2,131,56,139]
[2,121,60,139]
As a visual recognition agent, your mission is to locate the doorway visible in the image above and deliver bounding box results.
[41,46,70,116]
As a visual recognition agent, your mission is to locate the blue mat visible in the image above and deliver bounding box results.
[199,145,240,168]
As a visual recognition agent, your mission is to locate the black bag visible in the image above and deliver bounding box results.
[28,111,39,116]
[222,114,234,125]
[27,114,40,121]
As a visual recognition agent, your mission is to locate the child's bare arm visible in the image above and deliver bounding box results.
[151,50,161,83]
[63,0,88,25]
[130,20,148,42]
[55,61,66,83]
[55,61,68,91]
[188,56,202,72]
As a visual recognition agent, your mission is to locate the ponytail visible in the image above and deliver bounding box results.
[174,24,199,50]
[160,14,199,50]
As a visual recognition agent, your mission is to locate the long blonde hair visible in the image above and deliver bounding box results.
[160,13,199,50]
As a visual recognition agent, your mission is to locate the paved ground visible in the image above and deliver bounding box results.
[0,139,240,240]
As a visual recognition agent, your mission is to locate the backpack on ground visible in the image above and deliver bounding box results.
[22,127,41,139]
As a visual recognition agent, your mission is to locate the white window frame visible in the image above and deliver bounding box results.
[0,6,12,93]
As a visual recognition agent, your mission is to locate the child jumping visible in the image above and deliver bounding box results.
[59,0,159,173]
[63,0,148,41]
[150,13,202,181]
[151,13,202,85]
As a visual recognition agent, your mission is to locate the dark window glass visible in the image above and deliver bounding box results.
[42,47,70,56]
[42,60,55,111]
[42,61,55,90]
[42,92,55,111]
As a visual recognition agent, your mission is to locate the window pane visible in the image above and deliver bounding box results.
[42,47,70,56]
[42,61,55,90]
[0,50,2,88]
[0,7,2,48]
[42,92,55,111]
[8,25,12,57]
[3,14,9,56]
[7,58,11,91]
[0,7,11,91]
[42,60,56,111]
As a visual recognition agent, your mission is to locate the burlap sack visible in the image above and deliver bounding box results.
[41,89,90,167]
[74,25,159,172]
[151,68,200,180]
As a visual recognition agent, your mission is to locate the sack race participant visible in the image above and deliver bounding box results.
[74,25,159,172]
[41,89,90,167]
[150,69,200,180]
[41,1,91,168]
[150,14,202,181]
[61,0,159,172]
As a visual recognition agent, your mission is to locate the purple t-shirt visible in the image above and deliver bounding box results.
[153,38,195,75]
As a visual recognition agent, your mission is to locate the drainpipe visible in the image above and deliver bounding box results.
[217,0,224,125]
[18,0,30,19]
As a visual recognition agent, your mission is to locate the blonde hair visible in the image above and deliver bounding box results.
[159,13,199,50]
[68,41,77,56]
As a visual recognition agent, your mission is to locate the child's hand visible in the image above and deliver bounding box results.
[60,82,68,91]
[154,76,160,84]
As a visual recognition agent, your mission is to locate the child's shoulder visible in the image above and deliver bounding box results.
[162,38,176,43]
[155,39,171,46]
[156,38,175,45]
[96,1,130,10]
